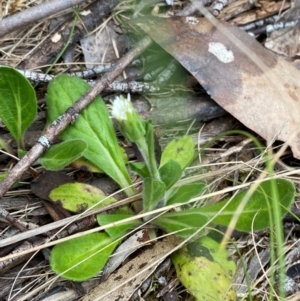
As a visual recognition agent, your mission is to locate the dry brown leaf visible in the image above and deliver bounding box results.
[228,0,290,25]
[265,24,300,57]
[136,16,300,159]
[265,0,300,58]
[80,235,181,301]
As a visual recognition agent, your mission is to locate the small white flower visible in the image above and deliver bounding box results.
[111,94,146,142]
[111,94,134,121]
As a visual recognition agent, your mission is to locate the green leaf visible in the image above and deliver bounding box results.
[46,75,134,196]
[156,179,294,234]
[166,183,206,205]
[128,162,150,178]
[39,139,87,170]
[0,137,10,152]
[17,148,27,158]
[153,211,208,237]
[0,67,36,149]
[71,146,127,173]
[198,179,295,231]
[188,236,236,277]
[171,237,236,301]
[159,159,182,189]
[49,182,116,213]
[97,207,142,238]
[50,233,118,281]
[144,120,160,178]
[143,177,166,212]
[160,136,194,169]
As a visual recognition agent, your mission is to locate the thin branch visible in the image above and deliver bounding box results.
[0,36,153,231]
[0,66,161,93]
[0,0,89,38]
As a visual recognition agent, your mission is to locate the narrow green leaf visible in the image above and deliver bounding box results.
[198,179,295,231]
[46,75,134,196]
[156,179,294,234]
[128,162,150,178]
[49,182,116,213]
[39,139,87,170]
[0,67,36,148]
[166,183,206,205]
[145,120,161,178]
[171,238,236,301]
[97,207,142,238]
[160,136,194,169]
[50,233,118,281]
[153,211,208,237]
[143,177,166,212]
[159,159,182,189]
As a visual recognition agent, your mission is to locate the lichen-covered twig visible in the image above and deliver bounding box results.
[0,65,161,93]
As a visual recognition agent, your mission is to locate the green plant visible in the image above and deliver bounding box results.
[0,68,295,300]
[47,90,294,300]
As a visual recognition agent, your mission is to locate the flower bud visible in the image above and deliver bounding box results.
[111,94,146,142]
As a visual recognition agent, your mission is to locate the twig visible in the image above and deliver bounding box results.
[0,36,153,231]
[211,0,228,16]
[0,66,161,93]
[0,0,88,38]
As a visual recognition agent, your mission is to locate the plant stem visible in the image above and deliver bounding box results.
[136,138,160,180]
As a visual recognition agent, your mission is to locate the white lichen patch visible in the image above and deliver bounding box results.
[38,136,50,148]
[185,16,199,25]
[51,32,61,43]
[208,42,234,63]
[80,10,91,16]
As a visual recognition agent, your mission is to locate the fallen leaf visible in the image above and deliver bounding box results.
[49,182,117,213]
[101,229,151,279]
[265,25,300,58]
[172,236,236,301]
[136,16,300,159]
[79,235,181,301]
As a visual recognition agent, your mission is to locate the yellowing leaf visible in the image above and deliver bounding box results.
[49,182,116,213]
[172,238,236,301]
[160,136,194,169]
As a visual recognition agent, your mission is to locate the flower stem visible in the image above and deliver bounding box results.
[136,138,160,180]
